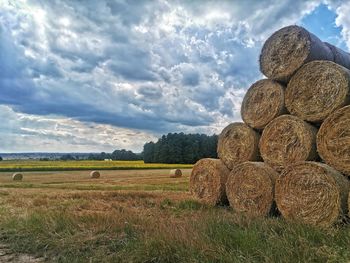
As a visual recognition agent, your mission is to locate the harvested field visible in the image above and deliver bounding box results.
[260,25,333,82]
[317,105,350,175]
[275,162,349,227]
[189,158,229,205]
[0,169,191,192]
[286,60,350,122]
[226,162,278,217]
[1,169,350,262]
[217,122,260,170]
[241,79,286,130]
[259,115,318,171]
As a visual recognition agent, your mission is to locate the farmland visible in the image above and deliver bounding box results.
[0,160,193,172]
[1,168,350,263]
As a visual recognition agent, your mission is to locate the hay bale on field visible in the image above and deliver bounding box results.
[259,115,317,171]
[260,25,333,82]
[241,79,286,130]
[90,170,100,179]
[169,169,182,178]
[286,60,350,122]
[275,162,349,227]
[217,122,260,170]
[325,42,350,70]
[317,105,350,175]
[226,162,278,217]
[189,158,230,205]
[12,173,23,181]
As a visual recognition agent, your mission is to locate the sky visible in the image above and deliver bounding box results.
[0,0,350,153]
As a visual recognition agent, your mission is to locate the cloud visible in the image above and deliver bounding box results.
[0,105,156,152]
[0,0,341,151]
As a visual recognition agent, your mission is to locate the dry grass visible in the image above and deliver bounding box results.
[1,168,350,262]
[217,122,260,170]
[317,105,350,175]
[286,60,350,122]
[226,162,278,217]
[0,169,191,192]
[189,158,229,205]
[241,79,286,130]
[169,169,182,178]
[260,25,333,82]
[275,162,349,227]
[259,115,318,171]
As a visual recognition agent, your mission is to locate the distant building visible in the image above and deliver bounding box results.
[104,159,113,161]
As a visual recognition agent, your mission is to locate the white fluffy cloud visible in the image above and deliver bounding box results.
[0,0,346,152]
[0,105,156,152]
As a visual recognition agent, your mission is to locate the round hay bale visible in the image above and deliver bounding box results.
[12,173,23,181]
[90,170,100,179]
[226,162,278,217]
[217,122,260,170]
[259,115,317,171]
[275,162,349,227]
[286,60,350,122]
[169,169,182,178]
[260,25,333,82]
[317,105,350,175]
[324,42,350,70]
[241,79,286,130]
[189,158,230,205]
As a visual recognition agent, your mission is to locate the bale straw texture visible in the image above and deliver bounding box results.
[260,25,333,83]
[325,42,350,70]
[189,158,230,205]
[226,162,278,217]
[286,60,350,122]
[90,171,100,179]
[241,79,286,130]
[169,169,182,178]
[317,105,350,175]
[259,115,317,171]
[12,173,23,181]
[275,162,349,227]
[217,123,260,170]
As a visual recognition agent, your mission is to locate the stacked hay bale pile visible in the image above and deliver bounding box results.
[190,25,350,227]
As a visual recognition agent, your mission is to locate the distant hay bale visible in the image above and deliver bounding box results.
[226,162,278,217]
[241,79,286,130]
[217,123,260,170]
[286,60,350,122]
[189,158,230,205]
[12,173,23,181]
[260,25,333,82]
[169,169,182,178]
[275,162,349,227]
[90,171,100,179]
[325,42,350,70]
[317,105,350,175]
[259,115,317,171]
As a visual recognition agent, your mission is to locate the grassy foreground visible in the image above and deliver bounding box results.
[0,160,192,172]
[0,170,350,262]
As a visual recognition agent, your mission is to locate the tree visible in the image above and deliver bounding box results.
[0,156,3,161]
[143,133,218,164]
[60,154,75,161]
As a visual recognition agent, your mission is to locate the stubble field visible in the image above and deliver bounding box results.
[0,166,350,262]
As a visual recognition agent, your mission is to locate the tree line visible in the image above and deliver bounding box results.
[58,149,142,161]
[143,133,218,164]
